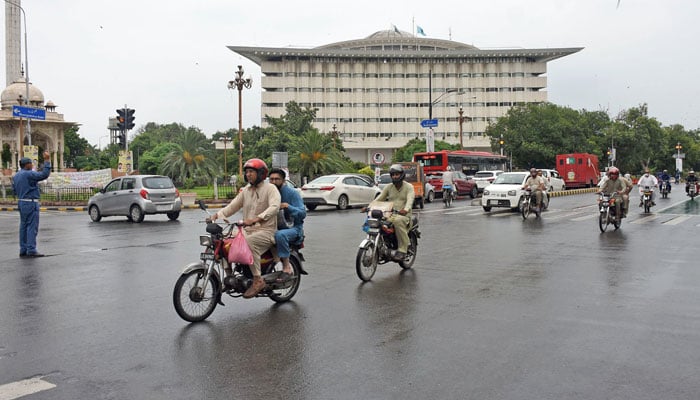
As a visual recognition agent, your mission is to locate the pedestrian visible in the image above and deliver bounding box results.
[12,151,51,258]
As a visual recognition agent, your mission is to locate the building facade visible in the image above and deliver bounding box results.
[229,30,582,164]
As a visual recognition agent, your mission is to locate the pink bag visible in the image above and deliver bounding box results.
[225,226,254,265]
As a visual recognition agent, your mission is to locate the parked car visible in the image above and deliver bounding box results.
[539,169,566,191]
[427,171,478,198]
[481,171,549,212]
[301,174,381,210]
[88,175,182,222]
[472,170,504,192]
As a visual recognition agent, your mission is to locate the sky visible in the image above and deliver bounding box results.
[2,0,699,148]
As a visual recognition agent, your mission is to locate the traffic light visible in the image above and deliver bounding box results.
[117,131,126,147]
[499,139,505,146]
[116,108,126,130]
[125,108,135,130]
[607,148,612,156]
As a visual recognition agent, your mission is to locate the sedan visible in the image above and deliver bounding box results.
[472,170,504,192]
[88,175,182,222]
[481,172,549,212]
[301,174,381,210]
[539,169,566,191]
[427,171,478,198]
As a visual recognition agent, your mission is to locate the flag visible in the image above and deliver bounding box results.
[392,24,399,33]
[417,26,426,36]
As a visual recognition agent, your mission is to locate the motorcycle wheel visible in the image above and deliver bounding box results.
[521,199,530,220]
[599,211,609,232]
[644,201,650,214]
[173,269,220,322]
[399,233,418,269]
[444,191,452,208]
[613,216,621,230]
[270,257,302,303]
[355,243,378,282]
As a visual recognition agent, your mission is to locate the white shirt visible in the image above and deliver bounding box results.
[637,174,658,192]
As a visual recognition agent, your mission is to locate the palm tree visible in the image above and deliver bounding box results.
[292,130,347,179]
[160,130,219,185]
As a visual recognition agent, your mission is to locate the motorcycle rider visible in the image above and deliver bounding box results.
[598,167,629,218]
[521,168,546,210]
[208,158,280,299]
[637,167,658,207]
[686,170,698,193]
[268,168,305,282]
[442,165,456,201]
[660,169,671,193]
[373,164,415,261]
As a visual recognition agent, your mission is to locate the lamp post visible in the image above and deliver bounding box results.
[331,123,339,149]
[5,0,31,145]
[228,65,252,177]
[222,133,229,175]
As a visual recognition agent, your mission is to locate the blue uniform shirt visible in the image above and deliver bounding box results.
[12,162,51,199]
[279,184,305,227]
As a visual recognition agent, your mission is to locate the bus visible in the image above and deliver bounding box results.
[413,150,508,175]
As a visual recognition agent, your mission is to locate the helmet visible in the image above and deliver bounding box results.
[243,158,269,185]
[388,164,405,183]
[663,169,668,173]
[624,173,631,180]
[690,170,695,175]
[607,167,620,178]
[446,165,453,171]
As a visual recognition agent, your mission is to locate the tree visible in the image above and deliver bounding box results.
[291,130,349,179]
[159,129,219,185]
[63,126,91,168]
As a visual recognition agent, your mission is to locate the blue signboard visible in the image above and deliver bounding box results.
[420,118,438,128]
[12,105,46,120]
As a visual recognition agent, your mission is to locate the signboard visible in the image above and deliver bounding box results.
[13,105,46,120]
[420,119,438,128]
[372,152,386,164]
[272,152,288,168]
[22,145,38,169]
[118,150,133,173]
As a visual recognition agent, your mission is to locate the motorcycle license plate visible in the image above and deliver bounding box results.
[200,252,215,261]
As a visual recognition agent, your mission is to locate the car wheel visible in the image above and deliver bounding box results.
[306,204,317,211]
[336,194,349,210]
[470,186,478,199]
[483,206,492,212]
[89,205,102,222]
[130,205,145,223]
[426,190,434,203]
[167,211,180,221]
[550,186,554,192]
[419,197,424,209]
[562,184,566,191]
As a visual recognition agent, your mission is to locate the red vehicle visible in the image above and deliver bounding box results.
[426,171,478,199]
[556,153,600,188]
[413,150,507,175]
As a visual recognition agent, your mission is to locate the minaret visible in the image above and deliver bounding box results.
[5,0,22,87]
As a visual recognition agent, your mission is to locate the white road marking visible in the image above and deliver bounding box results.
[0,377,56,400]
[662,215,694,226]
[630,214,661,224]
[571,214,597,221]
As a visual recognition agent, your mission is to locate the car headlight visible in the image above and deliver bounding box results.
[507,190,517,196]
[483,190,490,195]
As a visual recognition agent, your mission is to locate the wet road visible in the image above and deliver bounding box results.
[1,191,699,399]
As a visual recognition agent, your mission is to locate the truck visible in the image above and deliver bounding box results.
[555,153,600,188]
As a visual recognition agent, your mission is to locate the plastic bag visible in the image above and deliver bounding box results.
[225,226,254,265]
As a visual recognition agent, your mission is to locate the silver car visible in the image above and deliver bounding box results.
[301,174,381,210]
[88,175,182,222]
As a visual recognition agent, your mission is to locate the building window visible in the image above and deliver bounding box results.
[327,73,337,77]
[298,72,310,77]
[284,87,298,92]
[326,88,338,92]
[312,88,324,92]
[285,72,297,77]
[339,73,351,77]
[312,72,323,77]
[339,88,352,93]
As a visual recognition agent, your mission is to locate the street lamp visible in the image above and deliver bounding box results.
[227,65,252,177]
[5,0,31,145]
[331,123,339,149]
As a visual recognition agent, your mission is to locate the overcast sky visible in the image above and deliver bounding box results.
[2,0,698,147]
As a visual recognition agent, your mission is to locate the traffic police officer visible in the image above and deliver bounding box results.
[12,151,51,257]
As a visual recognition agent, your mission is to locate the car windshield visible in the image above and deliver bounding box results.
[143,177,174,189]
[474,172,494,178]
[378,174,392,184]
[309,176,337,184]
[493,173,527,184]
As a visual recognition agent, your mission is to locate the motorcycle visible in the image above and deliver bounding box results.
[641,186,654,214]
[173,201,307,322]
[443,185,456,208]
[520,188,541,219]
[598,192,622,232]
[660,180,671,199]
[688,182,699,200]
[356,203,420,282]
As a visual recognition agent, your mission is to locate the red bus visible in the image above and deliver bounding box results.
[413,150,507,175]
[556,153,600,188]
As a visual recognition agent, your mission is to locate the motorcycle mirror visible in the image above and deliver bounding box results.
[198,200,207,210]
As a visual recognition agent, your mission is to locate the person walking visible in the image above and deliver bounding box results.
[12,151,51,258]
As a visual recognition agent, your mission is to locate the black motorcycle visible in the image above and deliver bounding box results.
[598,192,622,232]
[356,207,420,282]
[660,180,671,199]
[641,186,654,214]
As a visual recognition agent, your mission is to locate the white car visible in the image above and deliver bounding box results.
[481,171,549,212]
[473,170,504,192]
[302,174,381,210]
[539,169,566,191]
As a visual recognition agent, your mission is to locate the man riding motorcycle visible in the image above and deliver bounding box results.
[442,165,456,201]
[660,169,671,193]
[372,164,415,261]
[598,167,629,218]
[686,170,698,193]
[522,168,546,210]
[637,168,658,207]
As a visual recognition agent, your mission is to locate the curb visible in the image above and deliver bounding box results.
[548,188,598,197]
[0,203,230,212]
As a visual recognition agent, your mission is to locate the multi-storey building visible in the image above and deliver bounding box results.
[229,29,581,164]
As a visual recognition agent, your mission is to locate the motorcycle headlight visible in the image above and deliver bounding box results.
[367,219,381,228]
[199,235,212,247]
